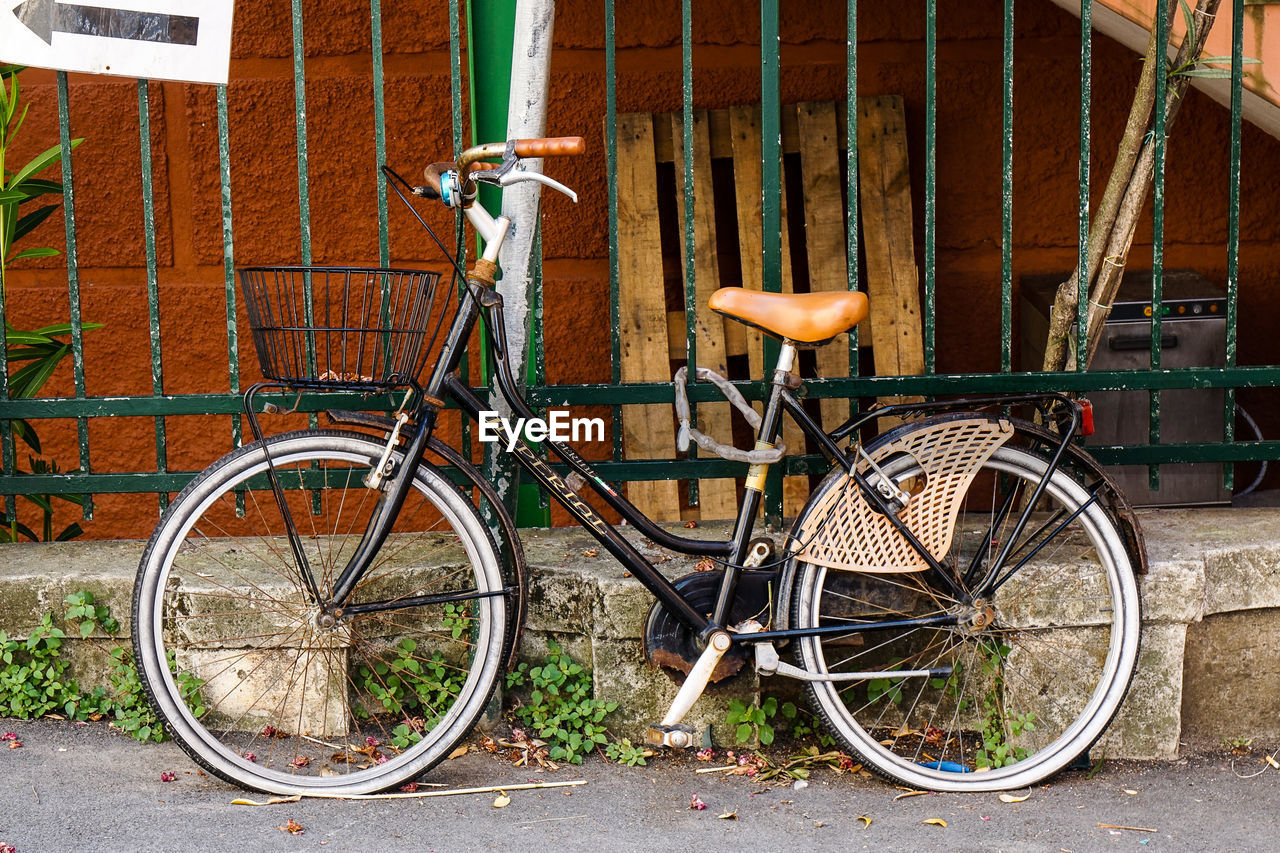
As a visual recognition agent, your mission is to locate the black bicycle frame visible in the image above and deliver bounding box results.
[268,271,1082,648]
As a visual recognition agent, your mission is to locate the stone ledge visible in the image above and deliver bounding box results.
[1,509,1278,754]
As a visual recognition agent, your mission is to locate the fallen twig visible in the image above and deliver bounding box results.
[1097,823,1157,833]
[231,779,586,805]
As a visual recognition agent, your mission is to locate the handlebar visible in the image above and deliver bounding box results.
[420,136,585,207]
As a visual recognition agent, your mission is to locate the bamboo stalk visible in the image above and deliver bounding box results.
[1041,0,1225,372]
[1081,0,1223,367]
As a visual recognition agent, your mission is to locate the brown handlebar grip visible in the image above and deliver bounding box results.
[511,136,586,158]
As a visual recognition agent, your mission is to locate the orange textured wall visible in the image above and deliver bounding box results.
[4,0,1279,538]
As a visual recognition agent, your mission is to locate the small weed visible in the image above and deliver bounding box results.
[971,640,1034,770]
[354,637,465,730]
[505,642,616,765]
[62,591,119,638]
[442,602,473,641]
[726,696,790,746]
[0,613,73,719]
[785,703,837,749]
[1222,735,1253,755]
[603,738,648,767]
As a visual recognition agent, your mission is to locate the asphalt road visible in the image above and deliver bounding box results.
[1,720,1277,852]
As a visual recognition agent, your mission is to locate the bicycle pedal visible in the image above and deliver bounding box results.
[645,723,697,749]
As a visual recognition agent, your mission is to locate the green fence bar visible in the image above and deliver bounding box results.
[216,84,243,513]
[605,0,623,463]
[448,0,472,454]
[137,80,168,511]
[1077,1,1092,372]
[760,0,783,523]
[680,0,700,508]
[0,116,11,521]
[845,0,859,415]
[290,0,313,267]
[56,72,91,520]
[923,0,937,373]
[1224,0,1244,490]
[1148,0,1169,490]
[1000,0,1014,373]
[371,0,390,268]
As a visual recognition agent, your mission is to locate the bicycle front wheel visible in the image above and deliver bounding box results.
[133,430,509,794]
[790,444,1140,792]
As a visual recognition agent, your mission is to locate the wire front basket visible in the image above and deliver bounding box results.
[239,266,448,390]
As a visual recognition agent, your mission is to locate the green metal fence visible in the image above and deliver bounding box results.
[1,0,1276,532]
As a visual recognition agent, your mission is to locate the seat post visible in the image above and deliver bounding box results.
[773,340,797,379]
[745,339,797,490]
[720,339,798,580]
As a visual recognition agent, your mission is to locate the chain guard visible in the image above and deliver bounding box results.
[642,569,774,684]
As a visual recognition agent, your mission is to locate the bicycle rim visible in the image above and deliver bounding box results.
[792,445,1140,792]
[133,430,507,794]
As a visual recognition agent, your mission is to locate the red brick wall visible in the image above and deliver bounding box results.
[4,0,1278,538]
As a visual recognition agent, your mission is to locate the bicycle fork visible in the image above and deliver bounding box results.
[312,215,513,614]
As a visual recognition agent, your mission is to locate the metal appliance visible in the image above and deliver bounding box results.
[1020,269,1229,505]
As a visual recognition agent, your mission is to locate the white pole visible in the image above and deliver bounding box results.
[498,0,556,386]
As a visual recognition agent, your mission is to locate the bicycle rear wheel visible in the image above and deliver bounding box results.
[133,430,509,794]
[789,444,1140,792]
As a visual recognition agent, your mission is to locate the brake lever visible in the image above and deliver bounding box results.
[497,166,579,202]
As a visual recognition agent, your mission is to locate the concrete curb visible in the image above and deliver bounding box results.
[2,508,1277,754]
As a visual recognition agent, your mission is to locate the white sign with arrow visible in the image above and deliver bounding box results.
[1,0,234,84]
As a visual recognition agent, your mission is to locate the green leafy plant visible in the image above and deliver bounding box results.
[442,602,473,641]
[1221,735,1253,755]
[1,64,98,542]
[103,645,165,742]
[0,592,203,744]
[505,641,617,765]
[62,590,119,638]
[785,702,836,749]
[726,695,789,746]
[0,456,88,542]
[603,737,647,767]
[971,640,1035,770]
[0,612,73,718]
[354,637,466,730]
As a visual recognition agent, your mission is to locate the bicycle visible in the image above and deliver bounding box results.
[132,135,1145,795]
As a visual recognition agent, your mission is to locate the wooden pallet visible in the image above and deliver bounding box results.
[614,97,922,522]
